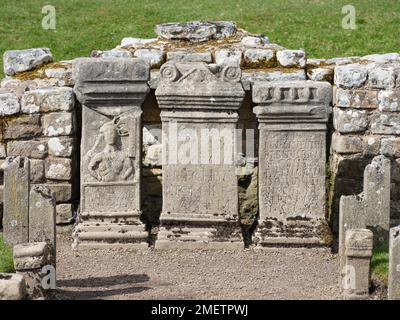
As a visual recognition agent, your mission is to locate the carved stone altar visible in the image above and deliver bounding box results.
[155,62,245,249]
[72,58,150,248]
[252,81,332,247]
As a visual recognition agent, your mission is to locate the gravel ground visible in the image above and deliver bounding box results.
[54,234,342,300]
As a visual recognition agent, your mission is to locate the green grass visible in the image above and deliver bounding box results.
[0,235,14,273]
[371,245,389,283]
[0,0,399,78]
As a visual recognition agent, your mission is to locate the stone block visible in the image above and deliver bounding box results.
[120,37,157,48]
[331,133,364,154]
[33,183,72,203]
[134,49,165,68]
[241,35,270,48]
[3,48,53,76]
[29,186,56,248]
[44,66,74,87]
[214,49,242,65]
[91,49,132,58]
[167,50,212,63]
[370,113,400,135]
[45,158,72,180]
[333,108,368,133]
[335,64,368,88]
[335,88,379,109]
[0,92,20,116]
[243,49,275,68]
[342,229,373,300]
[30,159,45,183]
[389,225,400,300]
[0,273,26,300]
[0,143,6,158]
[276,50,306,68]
[378,90,400,112]
[2,114,42,141]
[380,137,400,157]
[307,67,334,82]
[56,203,73,224]
[363,136,381,156]
[6,140,47,159]
[21,87,74,114]
[3,156,30,245]
[368,63,400,89]
[42,112,74,136]
[47,137,74,157]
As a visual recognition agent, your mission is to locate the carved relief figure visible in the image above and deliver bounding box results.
[85,117,134,182]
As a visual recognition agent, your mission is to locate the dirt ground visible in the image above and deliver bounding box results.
[54,233,343,300]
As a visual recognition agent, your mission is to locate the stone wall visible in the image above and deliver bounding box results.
[329,59,400,235]
[1,21,400,243]
[0,58,78,226]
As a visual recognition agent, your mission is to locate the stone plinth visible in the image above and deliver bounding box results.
[0,273,26,300]
[72,58,150,248]
[389,225,400,300]
[339,155,390,266]
[3,156,30,246]
[252,81,332,247]
[342,229,373,300]
[155,62,245,249]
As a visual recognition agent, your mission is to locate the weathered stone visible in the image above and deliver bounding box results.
[241,35,270,48]
[342,229,373,300]
[243,49,275,68]
[33,183,72,203]
[44,66,74,86]
[333,108,368,133]
[0,92,20,116]
[21,87,74,114]
[380,137,400,157]
[47,137,74,157]
[378,90,400,112]
[166,51,212,63]
[0,114,41,141]
[45,158,72,181]
[155,62,245,249]
[276,50,306,68]
[6,140,47,159]
[361,53,400,63]
[30,159,45,183]
[91,49,132,58]
[307,67,334,82]
[3,48,53,76]
[388,225,400,300]
[0,78,29,98]
[0,143,6,158]
[134,49,165,68]
[339,155,391,266]
[42,112,74,136]
[370,113,400,135]
[335,64,368,88]
[368,63,400,89]
[331,133,364,154]
[13,242,51,299]
[72,58,150,247]
[120,37,157,48]
[241,69,306,89]
[56,203,73,224]
[29,186,56,248]
[155,21,236,42]
[252,80,332,246]
[335,88,379,109]
[3,156,30,245]
[363,136,381,156]
[143,144,162,167]
[0,273,26,300]
[214,49,242,65]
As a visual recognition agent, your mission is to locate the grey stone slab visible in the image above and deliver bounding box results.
[0,273,26,300]
[389,225,400,300]
[252,81,332,246]
[3,156,30,245]
[3,48,52,76]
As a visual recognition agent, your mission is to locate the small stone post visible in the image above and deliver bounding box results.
[389,225,400,300]
[3,156,30,246]
[13,242,53,299]
[342,229,373,300]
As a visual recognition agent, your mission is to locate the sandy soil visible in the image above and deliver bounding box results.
[54,234,342,300]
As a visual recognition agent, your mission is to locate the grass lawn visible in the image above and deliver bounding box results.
[371,245,389,284]
[0,0,399,77]
[0,234,14,273]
